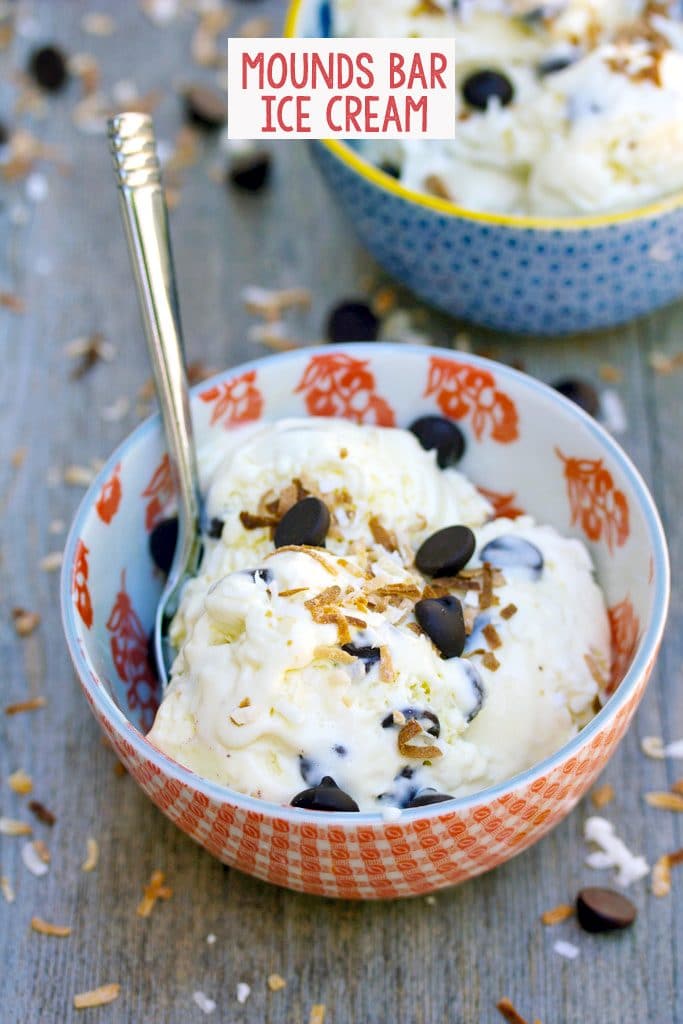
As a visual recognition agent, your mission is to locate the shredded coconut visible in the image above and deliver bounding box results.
[236,982,251,1004]
[21,840,49,877]
[584,816,649,887]
[192,991,216,1015]
[553,940,580,960]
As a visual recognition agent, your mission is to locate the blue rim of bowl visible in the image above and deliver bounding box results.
[61,343,670,826]
[284,0,683,233]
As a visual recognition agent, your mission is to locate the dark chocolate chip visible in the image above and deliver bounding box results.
[379,161,401,179]
[553,377,600,417]
[381,708,440,738]
[149,516,178,575]
[342,643,381,672]
[462,662,485,723]
[207,516,224,539]
[462,69,514,110]
[274,496,330,549]
[414,596,466,659]
[378,765,420,807]
[406,790,455,808]
[183,84,228,130]
[291,775,359,812]
[28,45,69,93]
[479,535,544,578]
[415,525,476,578]
[228,152,271,192]
[576,887,637,933]
[333,744,347,757]
[299,755,319,785]
[326,300,379,344]
[409,415,466,468]
[538,54,576,76]
[0,122,9,147]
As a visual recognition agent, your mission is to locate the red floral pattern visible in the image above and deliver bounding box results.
[295,353,395,426]
[200,371,263,428]
[424,357,519,443]
[607,597,640,694]
[95,463,122,525]
[477,486,524,519]
[106,572,158,730]
[141,454,175,533]
[555,449,630,553]
[72,539,93,630]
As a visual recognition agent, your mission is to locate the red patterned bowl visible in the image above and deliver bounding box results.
[61,344,669,899]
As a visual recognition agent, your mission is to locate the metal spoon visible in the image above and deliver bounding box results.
[107,111,202,690]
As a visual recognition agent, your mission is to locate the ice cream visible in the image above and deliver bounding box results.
[148,417,610,813]
[331,0,683,217]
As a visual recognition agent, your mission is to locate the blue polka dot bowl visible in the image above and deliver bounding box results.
[286,0,683,336]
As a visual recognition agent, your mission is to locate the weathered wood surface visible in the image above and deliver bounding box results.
[0,2,681,1022]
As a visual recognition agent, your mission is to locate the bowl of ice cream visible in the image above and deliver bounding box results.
[285,0,683,335]
[61,343,669,898]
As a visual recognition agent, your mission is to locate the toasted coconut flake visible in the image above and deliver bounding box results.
[267,973,287,992]
[482,651,501,672]
[645,792,683,812]
[500,603,518,620]
[369,516,399,553]
[81,12,116,35]
[641,735,666,759]
[241,16,272,37]
[668,846,683,866]
[66,332,114,378]
[541,903,574,925]
[33,839,51,864]
[479,565,495,610]
[591,783,615,809]
[672,780,683,797]
[379,645,396,683]
[585,649,609,689]
[64,464,96,487]
[313,645,356,665]
[309,1006,326,1024]
[649,350,683,375]
[652,855,671,897]
[0,291,25,314]
[279,588,309,598]
[12,608,41,637]
[28,800,55,825]
[39,552,63,572]
[392,710,406,725]
[397,719,442,760]
[424,173,453,200]
[11,447,27,469]
[8,769,33,795]
[31,916,71,937]
[0,817,32,836]
[82,837,99,873]
[1,876,15,903]
[496,998,530,1024]
[192,8,232,67]
[74,984,121,1010]
[407,622,423,636]
[372,286,398,317]
[240,510,277,531]
[248,320,301,351]
[137,869,172,917]
[113,760,127,778]
[599,363,623,383]
[483,623,502,650]
[243,285,311,321]
[22,841,48,876]
[69,53,100,97]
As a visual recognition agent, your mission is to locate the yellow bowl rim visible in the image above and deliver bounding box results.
[284,0,683,231]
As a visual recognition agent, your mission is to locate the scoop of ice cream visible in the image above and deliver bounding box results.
[148,418,610,813]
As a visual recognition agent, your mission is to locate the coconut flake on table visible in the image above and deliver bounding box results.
[236,982,251,1004]
[553,940,580,960]
[599,389,628,435]
[584,816,649,886]
[192,991,216,1015]
[21,840,49,877]
[641,736,683,759]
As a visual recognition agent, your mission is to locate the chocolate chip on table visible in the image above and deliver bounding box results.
[326,300,379,344]
[415,525,476,578]
[291,776,359,812]
[409,415,466,469]
[274,496,330,548]
[149,516,178,575]
[378,161,401,180]
[553,377,600,417]
[342,643,381,672]
[406,790,455,808]
[0,122,9,147]
[462,69,514,110]
[479,535,544,578]
[382,708,441,738]
[183,84,228,131]
[228,152,272,193]
[28,45,69,93]
[414,596,466,659]
[576,887,637,933]
[206,516,224,539]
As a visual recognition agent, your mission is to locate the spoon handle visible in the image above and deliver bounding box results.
[107,112,201,560]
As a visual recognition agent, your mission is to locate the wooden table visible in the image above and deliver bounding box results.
[1,2,681,1021]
